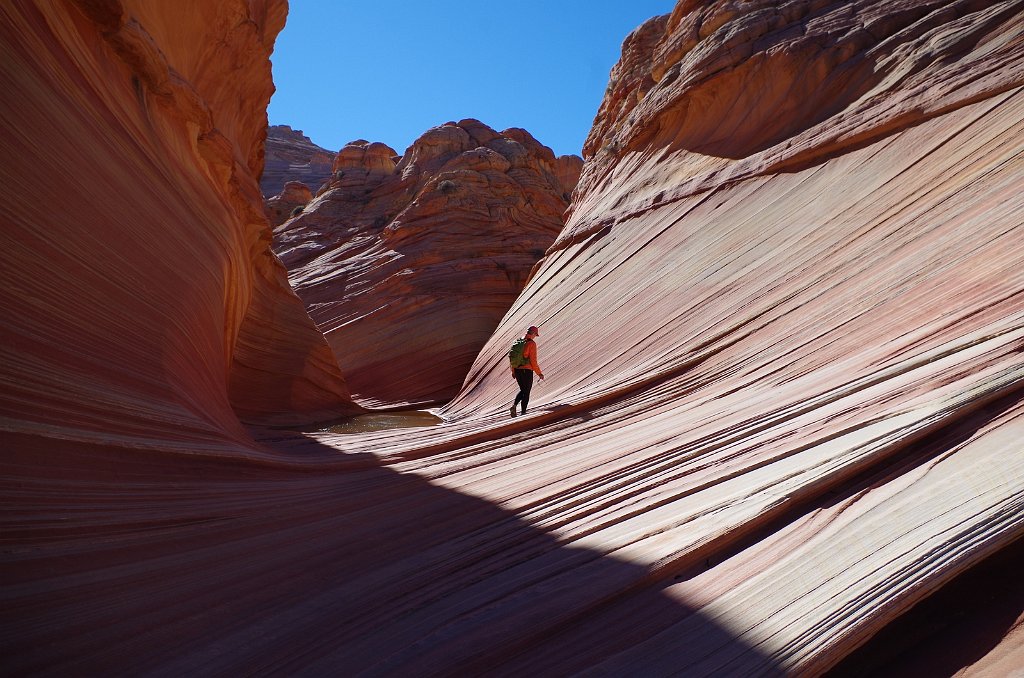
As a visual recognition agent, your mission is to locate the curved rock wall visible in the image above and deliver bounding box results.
[4,0,1024,675]
[442,0,1024,672]
[275,120,583,407]
[0,0,358,445]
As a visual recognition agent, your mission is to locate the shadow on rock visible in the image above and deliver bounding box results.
[3,429,783,676]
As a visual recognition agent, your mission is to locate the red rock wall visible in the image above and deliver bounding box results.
[0,0,358,445]
[275,120,583,407]
[4,1,1024,675]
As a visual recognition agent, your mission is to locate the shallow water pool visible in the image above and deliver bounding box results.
[320,410,444,434]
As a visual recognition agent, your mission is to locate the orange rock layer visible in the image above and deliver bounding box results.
[3,0,1024,675]
[274,121,582,407]
[264,179,312,227]
[0,0,358,441]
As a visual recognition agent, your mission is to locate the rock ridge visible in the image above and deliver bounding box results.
[260,123,335,198]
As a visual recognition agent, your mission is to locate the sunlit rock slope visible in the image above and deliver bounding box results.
[438,0,1024,672]
[3,0,1023,675]
[274,121,583,407]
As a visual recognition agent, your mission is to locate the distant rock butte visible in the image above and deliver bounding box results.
[260,124,334,198]
[4,0,1024,676]
[274,120,583,407]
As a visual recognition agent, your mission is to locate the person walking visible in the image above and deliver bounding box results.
[510,325,544,417]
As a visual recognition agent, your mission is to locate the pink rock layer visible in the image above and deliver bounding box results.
[4,0,1024,675]
[274,121,583,407]
[259,123,334,198]
[445,0,1024,673]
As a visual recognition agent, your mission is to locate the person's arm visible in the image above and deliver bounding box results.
[527,341,544,379]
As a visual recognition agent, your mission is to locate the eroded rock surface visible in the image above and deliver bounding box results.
[264,180,312,227]
[444,1,1024,673]
[274,120,583,407]
[260,124,334,198]
[4,0,1024,675]
[0,0,358,440]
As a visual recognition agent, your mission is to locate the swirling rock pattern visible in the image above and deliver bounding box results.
[0,0,358,440]
[444,0,1024,672]
[274,121,583,407]
[3,0,1024,675]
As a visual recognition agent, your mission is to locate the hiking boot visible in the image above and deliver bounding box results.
[509,405,517,418]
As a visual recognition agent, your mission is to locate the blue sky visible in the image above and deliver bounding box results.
[267,1,675,158]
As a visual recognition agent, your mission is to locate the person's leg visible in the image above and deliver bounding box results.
[512,370,527,417]
[517,369,534,414]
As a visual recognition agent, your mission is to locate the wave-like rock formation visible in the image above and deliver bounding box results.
[274,121,583,407]
[3,0,1023,675]
[437,0,1024,672]
[0,0,359,439]
[259,123,334,198]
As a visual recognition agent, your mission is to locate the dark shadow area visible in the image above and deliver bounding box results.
[534,403,596,426]
[2,430,782,677]
[825,535,1024,677]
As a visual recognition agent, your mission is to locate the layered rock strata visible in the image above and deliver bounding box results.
[274,121,583,407]
[440,1,1024,673]
[264,180,312,227]
[0,0,358,443]
[259,123,334,198]
[4,0,1024,675]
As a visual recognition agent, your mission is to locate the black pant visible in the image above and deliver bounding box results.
[513,368,534,413]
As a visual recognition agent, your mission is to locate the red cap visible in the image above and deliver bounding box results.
[528,326,540,336]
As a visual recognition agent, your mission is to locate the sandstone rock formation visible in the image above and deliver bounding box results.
[4,0,1024,675]
[274,121,583,407]
[438,1,1024,673]
[264,179,312,227]
[260,123,334,198]
[0,0,359,440]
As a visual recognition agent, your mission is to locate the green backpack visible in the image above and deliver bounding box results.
[508,338,529,369]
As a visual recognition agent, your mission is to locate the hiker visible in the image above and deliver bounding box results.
[509,325,544,417]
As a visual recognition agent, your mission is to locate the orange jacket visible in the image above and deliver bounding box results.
[520,338,542,375]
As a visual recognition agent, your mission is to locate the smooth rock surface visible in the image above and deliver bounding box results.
[3,0,1024,675]
[444,1,1024,673]
[275,121,582,407]
[0,0,359,442]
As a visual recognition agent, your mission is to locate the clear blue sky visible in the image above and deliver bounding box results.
[267,1,675,159]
